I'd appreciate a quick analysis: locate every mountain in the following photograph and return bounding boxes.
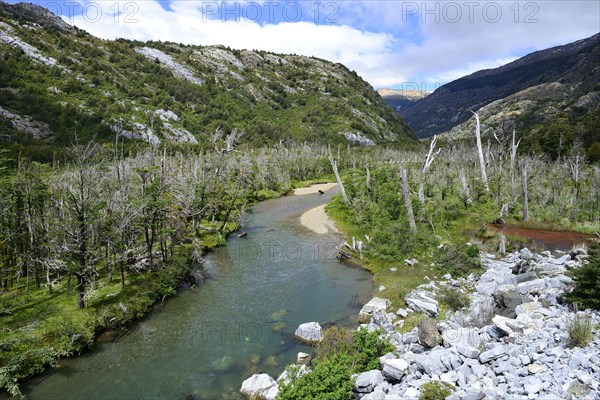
[0,2,414,159]
[398,33,600,144]
[377,88,429,114]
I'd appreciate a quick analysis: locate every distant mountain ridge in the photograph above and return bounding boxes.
[0,2,414,156]
[396,33,600,140]
[377,88,430,114]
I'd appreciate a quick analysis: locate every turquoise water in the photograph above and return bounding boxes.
[22,189,373,400]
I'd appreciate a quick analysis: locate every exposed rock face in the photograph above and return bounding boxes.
[0,29,63,69]
[294,322,323,344]
[0,2,73,31]
[135,47,204,86]
[0,106,54,140]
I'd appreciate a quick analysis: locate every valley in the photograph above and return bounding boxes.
[0,2,599,400]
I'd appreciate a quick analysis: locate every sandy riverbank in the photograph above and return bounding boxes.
[292,182,338,195]
[300,204,339,235]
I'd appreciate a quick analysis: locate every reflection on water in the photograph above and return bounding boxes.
[23,189,373,400]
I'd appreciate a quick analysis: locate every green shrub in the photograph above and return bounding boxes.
[439,287,471,312]
[351,327,395,372]
[419,380,454,400]
[315,326,353,360]
[279,327,393,399]
[277,353,354,400]
[434,243,481,277]
[0,348,57,397]
[567,243,600,310]
[567,311,593,348]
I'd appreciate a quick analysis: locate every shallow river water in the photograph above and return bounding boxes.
[23,188,373,400]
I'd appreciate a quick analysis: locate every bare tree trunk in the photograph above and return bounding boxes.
[499,235,506,255]
[470,111,489,191]
[459,169,472,207]
[418,135,441,207]
[510,129,520,192]
[328,146,349,205]
[521,159,529,222]
[366,166,372,203]
[399,167,417,235]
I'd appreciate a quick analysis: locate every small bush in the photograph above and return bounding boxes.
[567,311,593,348]
[434,243,481,277]
[439,287,471,312]
[351,327,395,372]
[567,243,600,310]
[315,326,353,360]
[277,353,354,400]
[279,327,393,399]
[419,380,454,400]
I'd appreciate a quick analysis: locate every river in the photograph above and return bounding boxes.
[22,188,373,400]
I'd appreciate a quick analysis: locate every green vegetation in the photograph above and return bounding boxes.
[567,311,594,348]
[419,380,454,400]
[567,243,600,310]
[0,4,414,163]
[277,327,393,400]
[434,243,482,277]
[438,287,471,312]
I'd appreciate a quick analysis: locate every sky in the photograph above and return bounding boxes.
[18,0,600,90]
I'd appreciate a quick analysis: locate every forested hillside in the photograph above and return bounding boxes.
[0,2,414,163]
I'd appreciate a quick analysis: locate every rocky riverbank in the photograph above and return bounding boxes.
[241,248,599,399]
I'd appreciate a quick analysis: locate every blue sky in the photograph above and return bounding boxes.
[13,1,600,89]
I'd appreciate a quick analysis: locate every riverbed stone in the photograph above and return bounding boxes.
[296,352,311,365]
[355,369,383,393]
[418,318,442,348]
[456,344,480,359]
[359,297,390,322]
[240,373,278,400]
[515,301,544,316]
[517,278,547,294]
[479,346,507,364]
[396,308,409,318]
[405,289,438,317]
[382,358,409,382]
[294,322,322,344]
[442,328,481,348]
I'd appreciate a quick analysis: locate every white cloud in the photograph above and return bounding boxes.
[62,0,600,88]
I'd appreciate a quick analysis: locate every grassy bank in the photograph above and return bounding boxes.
[326,194,487,310]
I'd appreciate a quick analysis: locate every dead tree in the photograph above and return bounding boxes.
[366,165,372,203]
[470,111,489,191]
[510,129,521,191]
[328,146,349,205]
[521,159,529,222]
[399,167,417,235]
[459,168,472,207]
[418,135,441,207]
[498,235,506,255]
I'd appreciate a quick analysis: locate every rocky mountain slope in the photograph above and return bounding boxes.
[397,33,600,146]
[0,2,414,157]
